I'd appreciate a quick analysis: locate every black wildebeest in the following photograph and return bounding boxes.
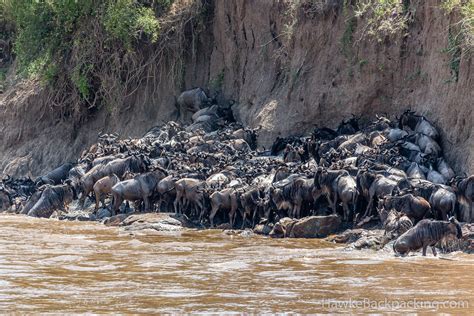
[393,217,462,256]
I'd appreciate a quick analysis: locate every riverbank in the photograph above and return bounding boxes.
[4,209,473,255]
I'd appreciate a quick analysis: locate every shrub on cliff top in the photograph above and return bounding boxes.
[2,0,167,77]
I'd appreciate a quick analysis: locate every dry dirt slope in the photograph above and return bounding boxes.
[0,0,472,176]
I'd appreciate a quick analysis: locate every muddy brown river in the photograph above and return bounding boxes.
[0,215,473,313]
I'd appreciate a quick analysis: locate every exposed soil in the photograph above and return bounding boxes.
[0,0,472,177]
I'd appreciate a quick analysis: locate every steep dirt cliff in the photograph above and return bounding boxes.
[0,0,472,176]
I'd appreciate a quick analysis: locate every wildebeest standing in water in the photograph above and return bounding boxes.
[393,217,462,256]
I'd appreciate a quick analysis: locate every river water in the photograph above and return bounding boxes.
[0,215,473,314]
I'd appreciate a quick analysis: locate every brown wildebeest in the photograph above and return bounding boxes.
[209,188,238,227]
[382,193,431,224]
[173,178,206,217]
[93,174,120,210]
[393,217,462,256]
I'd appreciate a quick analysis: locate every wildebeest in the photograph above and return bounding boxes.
[425,186,456,221]
[176,88,209,122]
[399,110,439,140]
[173,178,206,217]
[156,175,178,212]
[406,162,426,180]
[427,167,447,185]
[382,193,431,223]
[27,184,75,218]
[452,175,474,222]
[209,188,239,227]
[0,189,11,211]
[357,171,399,219]
[393,217,462,256]
[436,158,455,181]
[271,177,316,219]
[283,144,302,163]
[315,167,349,213]
[35,163,74,185]
[110,168,168,215]
[93,174,120,210]
[240,187,265,228]
[80,155,149,205]
[231,127,259,150]
[332,175,358,221]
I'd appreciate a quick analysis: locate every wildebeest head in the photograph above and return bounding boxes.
[398,109,420,130]
[448,216,463,239]
[337,115,360,135]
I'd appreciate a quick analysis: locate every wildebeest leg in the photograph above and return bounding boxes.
[241,211,247,229]
[111,193,123,216]
[229,209,236,228]
[363,195,374,219]
[422,245,427,256]
[342,202,349,222]
[431,246,437,256]
[143,196,150,212]
[294,202,302,219]
[332,191,338,215]
[94,190,100,211]
[251,207,258,228]
[100,195,107,209]
[209,205,219,227]
[174,191,183,214]
[470,203,473,223]
[325,192,333,210]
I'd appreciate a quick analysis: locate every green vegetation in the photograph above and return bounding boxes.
[1,0,166,77]
[442,0,474,52]
[341,3,357,59]
[209,70,225,93]
[444,29,463,82]
[354,0,410,41]
[0,0,206,120]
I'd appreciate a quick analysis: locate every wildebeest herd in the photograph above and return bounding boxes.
[0,89,472,256]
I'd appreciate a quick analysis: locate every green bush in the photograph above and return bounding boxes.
[2,0,164,78]
[354,0,410,41]
[103,0,160,48]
